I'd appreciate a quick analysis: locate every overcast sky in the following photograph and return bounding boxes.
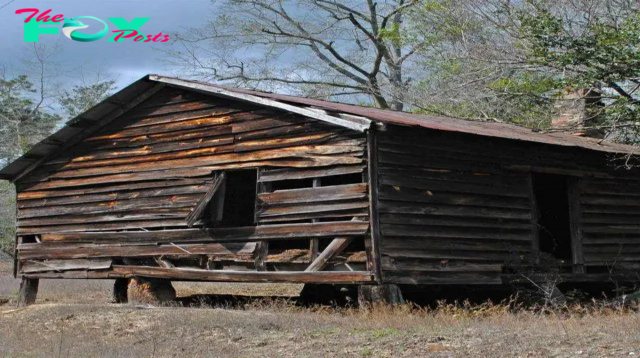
[0,0,216,88]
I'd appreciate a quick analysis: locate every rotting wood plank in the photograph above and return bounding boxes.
[18,184,209,209]
[11,83,166,184]
[258,201,369,217]
[17,220,188,235]
[380,256,502,272]
[383,248,532,262]
[378,201,531,220]
[39,221,370,243]
[20,259,113,273]
[186,173,226,227]
[259,211,368,223]
[379,214,531,230]
[18,178,206,198]
[151,75,372,132]
[18,194,201,219]
[18,209,191,227]
[58,132,347,170]
[48,135,236,165]
[111,265,374,283]
[305,238,352,272]
[45,145,364,179]
[20,168,215,190]
[258,165,365,182]
[378,185,530,209]
[18,242,258,260]
[381,237,532,252]
[88,115,235,141]
[22,156,363,190]
[380,224,531,241]
[367,129,382,284]
[258,183,367,205]
[382,271,502,285]
[379,174,529,198]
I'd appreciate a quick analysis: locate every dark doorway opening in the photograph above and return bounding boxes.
[206,170,257,228]
[532,173,573,263]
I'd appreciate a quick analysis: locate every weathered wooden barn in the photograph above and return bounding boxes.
[3,75,640,305]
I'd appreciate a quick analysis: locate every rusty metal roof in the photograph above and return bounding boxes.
[1,74,637,181]
[153,76,637,155]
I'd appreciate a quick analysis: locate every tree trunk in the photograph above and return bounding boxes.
[18,277,39,306]
[358,284,404,307]
[113,278,129,303]
[127,277,176,305]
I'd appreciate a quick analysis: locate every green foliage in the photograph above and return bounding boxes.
[0,181,15,255]
[516,4,640,142]
[0,75,59,163]
[410,0,640,141]
[59,80,116,120]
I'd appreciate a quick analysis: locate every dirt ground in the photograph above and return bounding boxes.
[1,261,640,357]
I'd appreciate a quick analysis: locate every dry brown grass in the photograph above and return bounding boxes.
[1,262,640,357]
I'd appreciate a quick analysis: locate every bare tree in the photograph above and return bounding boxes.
[170,0,428,110]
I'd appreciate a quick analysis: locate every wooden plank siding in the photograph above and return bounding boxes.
[375,126,640,285]
[14,87,369,279]
[579,178,640,269]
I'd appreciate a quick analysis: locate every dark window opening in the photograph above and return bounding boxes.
[20,235,38,244]
[532,173,573,263]
[205,170,257,228]
[270,178,314,191]
[320,173,363,186]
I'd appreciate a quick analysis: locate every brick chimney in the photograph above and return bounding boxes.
[551,88,605,138]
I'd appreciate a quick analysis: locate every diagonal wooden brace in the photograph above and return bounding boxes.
[304,237,352,272]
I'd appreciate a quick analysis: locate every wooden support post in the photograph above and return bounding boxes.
[127,277,176,305]
[18,277,39,306]
[568,178,585,273]
[358,284,404,307]
[255,242,268,271]
[528,174,541,265]
[310,178,322,260]
[113,278,129,303]
[254,170,269,271]
[305,237,352,272]
[366,129,383,283]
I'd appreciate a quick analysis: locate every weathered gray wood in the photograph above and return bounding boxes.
[151,75,372,132]
[305,238,352,272]
[258,183,367,205]
[380,256,502,272]
[382,271,503,285]
[19,242,257,260]
[11,83,166,183]
[111,265,374,283]
[39,221,370,243]
[154,257,175,268]
[310,178,322,260]
[20,259,112,273]
[258,165,365,182]
[186,173,226,227]
[367,129,382,283]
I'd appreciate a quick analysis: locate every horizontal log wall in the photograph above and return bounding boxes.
[15,87,368,276]
[376,127,534,285]
[376,126,640,284]
[579,178,640,269]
